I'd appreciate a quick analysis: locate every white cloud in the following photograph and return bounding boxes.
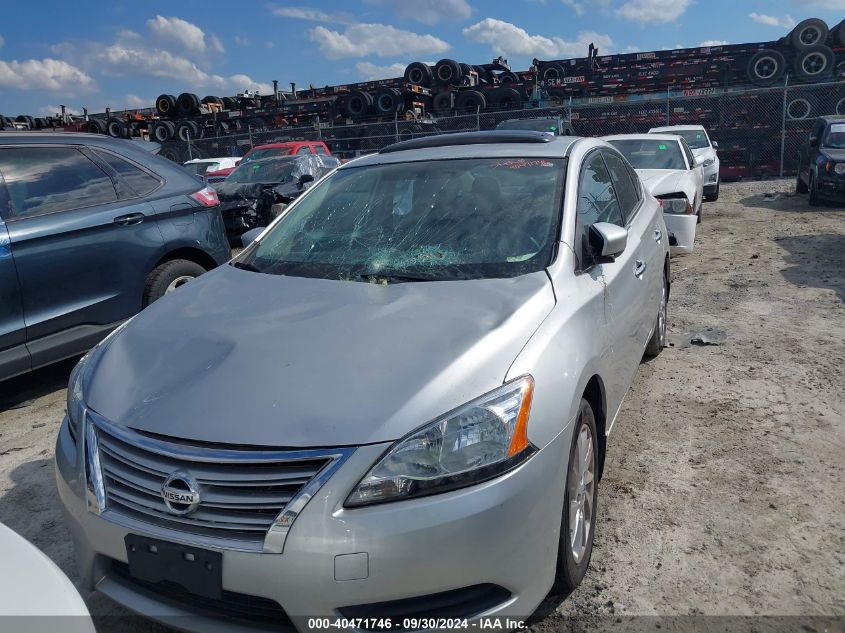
[617,0,692,24]
[40,105,82,116]
[122,94,150,109]
[700,39,730,46]
[562,0,586,16]
[364,0,473,25]
[749,13,796,28]
[356,61,407,80]
[463,19,612,58]
[309,23,450,59]
[0,58,94,92]
[791,0,845,8]
[272,7,352,23]
[234,35,250,46]
[229,74,273,94]
[0,35,4,49]
[146,15,224,54]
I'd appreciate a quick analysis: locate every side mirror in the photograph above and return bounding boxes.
[298,173,315,189]
[589,222,628,262]
[711,141,719,149]
[240,226,265,248]
[809,135,819,147]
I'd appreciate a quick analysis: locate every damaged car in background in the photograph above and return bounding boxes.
[214,154,340,242]
[604,133,704,254]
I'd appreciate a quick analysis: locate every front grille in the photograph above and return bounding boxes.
[91,413,338,549]
[110,560,294,629]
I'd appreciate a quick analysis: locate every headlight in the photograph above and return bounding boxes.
[658,197,693,215]
[703,158,715,168]
[835,163,845,175]
[66,356,87,442]
[346,376,536,507]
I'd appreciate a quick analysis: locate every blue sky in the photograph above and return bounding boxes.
[1,0,843,116]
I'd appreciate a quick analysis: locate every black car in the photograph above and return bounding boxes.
[0,132,230,381]
[215,154,341,241]
[797,116,845,205]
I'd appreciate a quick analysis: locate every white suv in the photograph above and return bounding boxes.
[649,125,720,201]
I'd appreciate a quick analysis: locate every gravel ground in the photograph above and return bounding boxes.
[0,179,843,631]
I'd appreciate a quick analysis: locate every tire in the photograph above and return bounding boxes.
[84,119,105,134]
[404,62,432,88]
[790,18,829,50]
[176,92,201,116]
[454,89,486,113]
[345,90,373,118]
[704,179,720,202]
[221,96,239,110]
[542,63,567,82]
[786,95,818,120]
[553,398,599,594]
[151,120,175,142]
[201,95,222,105]
[155,94,177,117]
[497,71,519,86]
[547,87,568,107]
[809,173,822,206]
[432,91,453,116]
[489,87,523,111]
[645,268,668,358]
[175,120,199,142]
[34,117,47,129]
[793,46,835,82]
[434,58,462,85]
[106,117,128,138]
[143,259,207,307]
[374,88,402,115]
[796,171,809,194]
[472,65,492,84]
[159,147,181,163]
[747,49,786,87]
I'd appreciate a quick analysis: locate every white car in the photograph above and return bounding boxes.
[0,522,94,630]
[604,133,704,254]
[182,157,239,178]
[649,125,720,201]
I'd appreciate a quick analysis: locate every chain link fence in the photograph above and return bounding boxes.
[161,80,845,180]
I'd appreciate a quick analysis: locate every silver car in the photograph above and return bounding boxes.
[55,131,669,630]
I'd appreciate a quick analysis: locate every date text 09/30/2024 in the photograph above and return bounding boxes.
[306,618,527,630]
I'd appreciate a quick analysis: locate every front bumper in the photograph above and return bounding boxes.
[56,417,569,632]
[703,162,719,193]
[816,175,845,200]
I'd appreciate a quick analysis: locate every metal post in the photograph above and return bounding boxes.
[666,88,671,124]
[779,75,790,178]
[394,110,399,142]
[187,128,193,160]
[248,124,254,149]
[568,96,572,123]
[476,105,481,131]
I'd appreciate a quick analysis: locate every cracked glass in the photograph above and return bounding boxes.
[237,158,566,282]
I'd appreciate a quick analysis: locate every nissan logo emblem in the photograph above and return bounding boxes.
[161,470,201,516]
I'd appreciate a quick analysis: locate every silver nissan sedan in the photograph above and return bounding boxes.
[55,131,669,631]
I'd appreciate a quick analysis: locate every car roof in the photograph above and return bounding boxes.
[184,157,232,164]
[649,125,706,132]
[340,133,580,169]
[821,115,845,123]
[252,141,320,149]
[604,133,684,143]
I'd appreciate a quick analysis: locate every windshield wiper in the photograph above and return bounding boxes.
[357,272,437,283]
[231,260,262,273]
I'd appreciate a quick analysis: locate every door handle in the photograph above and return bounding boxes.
[113,212,145,226]
[654,228,662,243]
[634,259,646,278]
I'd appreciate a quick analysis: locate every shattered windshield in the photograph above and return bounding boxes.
[236,157,565,282]
[228,159,297,184]
[609,139,687,170]
[245,148,292,162]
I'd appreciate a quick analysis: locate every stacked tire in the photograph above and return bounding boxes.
[747,17,840,87]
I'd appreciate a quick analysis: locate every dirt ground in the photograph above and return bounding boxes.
[0,179,843,631]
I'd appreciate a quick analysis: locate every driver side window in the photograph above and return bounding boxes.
[576,152,624,230]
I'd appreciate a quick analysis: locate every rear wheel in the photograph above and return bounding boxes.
[554,398,598,594]
[704,180,720,202]
[143,259,207,307]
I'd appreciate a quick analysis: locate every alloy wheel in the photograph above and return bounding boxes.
[568,423,596,564]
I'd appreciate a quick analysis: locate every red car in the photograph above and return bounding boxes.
[205,141,331,181]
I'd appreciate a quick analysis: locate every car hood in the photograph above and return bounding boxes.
[636,169,694,198]
[85,265,555,447]
[820,148,845,161]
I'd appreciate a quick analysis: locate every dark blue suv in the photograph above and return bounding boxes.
[0,133,230,381]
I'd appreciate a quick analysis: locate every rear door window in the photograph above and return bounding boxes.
[0,146,118,219]
[92,150,162,197]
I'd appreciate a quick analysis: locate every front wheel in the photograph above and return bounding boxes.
[704,180,720,202]
[796,171,809,194]
[645,268,668,357]
[554,398,599,594]
[143,259,207,307]
[808,173,822,206]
